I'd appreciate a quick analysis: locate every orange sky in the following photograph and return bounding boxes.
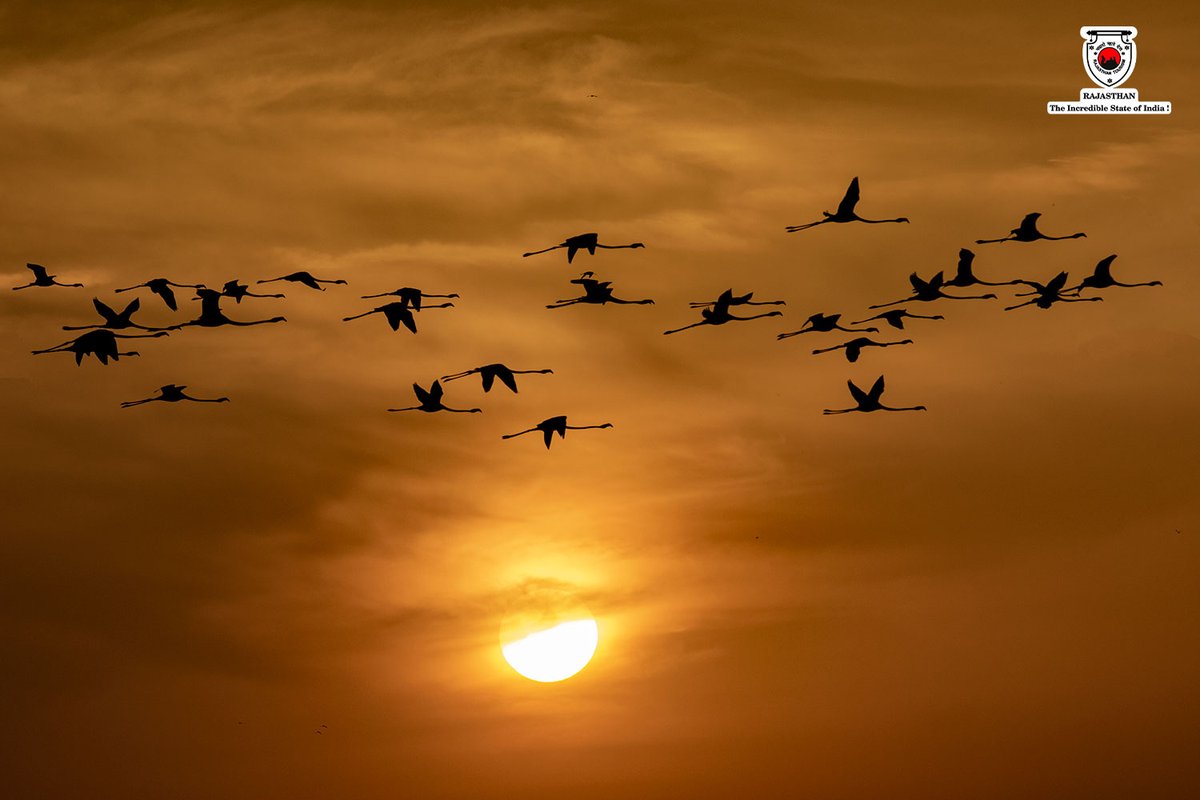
[2,2,1199,798]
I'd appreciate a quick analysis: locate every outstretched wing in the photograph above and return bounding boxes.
[429,380,444,402]
[413,382,432,405]
[835,177,860,216]
[868,376,886,402]
[27,263,49,280]
[1047,271,1069,292]
[93,298,115,318]
[496,367,518,393]
[847,379,868,405]
[908,272,927,292]
[956,248,974,277]
[119,297,140,318]
[1094,255,1117,279]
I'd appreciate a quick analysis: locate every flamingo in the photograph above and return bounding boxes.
[114,278,205,310]
[942,248,1021,287]
[1068,255,1163,293]
[168,289,287,328]
[852,309,944,330]
[785,177,909,232]
[257,271,348,291]
[387,381,481,414]
[1005,272,1103,311]
[221,279,284,303]
[343,300,452,333]
[121,384,230,407]
[502,416,612,449]
[868,272,996,308]
[778,313,877,340]
[32,329,168,365]
[522,233,644,264]
[811,337,914,363]
[688,289,785,309]
[440,364,553,393]
[976,212,1086,244]
[12,263,83,290]
[360,287,459,310]
[823,376,926,415]
[62,298,167,332]
[664,297,783,335]
[546,272,654,308]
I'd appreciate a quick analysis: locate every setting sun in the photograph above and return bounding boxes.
[501,619,600,683]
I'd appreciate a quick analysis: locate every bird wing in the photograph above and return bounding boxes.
[496,368,518,393]
[847,380,868,405]
[868,376,886,402]
[481,369,496,393]
[413,383,432,404]
[429,381,444,402]
[1048,271,1069,292]
[835,177,860,216]
[1095,255,1117,278]
[930,271,945,288]
[153,284,178,310]
[956,249,974,277]
[120,297,140,318]
[93,298,115,318]
[908,273,927,292]
[27,263,49,279]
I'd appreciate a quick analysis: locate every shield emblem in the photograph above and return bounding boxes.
[1080,27,1137,88]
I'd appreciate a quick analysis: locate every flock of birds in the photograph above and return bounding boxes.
[14,177,1163,443]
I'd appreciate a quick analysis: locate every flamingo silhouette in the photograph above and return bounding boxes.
[823,376,926,415]
[343,300,452,333]
[942,248,1021,287]
[32,329,168,365]
[257,271,348,291]
[388,381,481,414]
[688,289,785,309]
[221,279,284,303]
[360,287,459,310]
[785,177,909,232]
[12,263,83,290]
[976,213,1086,244]
[811,337,914,363]
[114,278,205,310]
[1006,272,1103,311]
[664,297,783,335]
[523,233,644,264]
[778,313,877,340]
[168,289,287,329]
[121,384,230,407]
[62,298,168,332]
[852,309,944,330]
[502,416,613,448]
[1068,255,1163,293]
[869,272,996,308]
[441,364,553,393]
[546,272,654,308]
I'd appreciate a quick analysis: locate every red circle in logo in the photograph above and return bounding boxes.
[1096,47,1122,71]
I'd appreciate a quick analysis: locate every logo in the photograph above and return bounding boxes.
[1047,25,1170,115]
[1082,28,1136,87]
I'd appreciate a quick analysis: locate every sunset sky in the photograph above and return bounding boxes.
[2,2,1199,797]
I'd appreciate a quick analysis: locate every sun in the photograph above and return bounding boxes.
[501,618,599,683]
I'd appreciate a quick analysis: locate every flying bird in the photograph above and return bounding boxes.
[502,416,613,449]
[62,298,167,332]
[523,233,645,264]
[114,278,205,310]
[257,271,348,291]
[688,289,785,309]
[12,263,83,290]
[823,376,926,415]
[664,297,783,335]
[546,272,654,308]
[785,177,909,232]
[121,384,230,407]
[1005,271,1103,311]
[1068,255,1163,293]
[941,248,1022,287]
[868,272,997,308]
[441,364,553,393]
[360,287,459,310]
[221,279,284,303]
[811,337,914,363]
[387,381,481,414]
[778,313,877,340]
[343,300,452,333]
[168,289,287,328]
[31,329,168,365]
[975,212,1086,244]
[852,309,944,330]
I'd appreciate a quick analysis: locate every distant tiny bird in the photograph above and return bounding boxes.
[868,272,996,308]
[62,298,167,332]
[1068,254,1163,293]
[360,287,459,310]
[823,376,926,415]
[502,416,612,449]
[852,309,944,330]
[1006,271,1103,311]
[221,279,284,303]
[976,212,1086,244]
[12,263,83,290]
[257,271,348,291]
[811,336,914,363]
[546,272,654,308]
[388,381,481,414]
[121,384,230,408]
[115,278,205,311]
[785,177,909,232]
[523,233,645,264]
[441,363,553,393]
[31,329,168,365]
[778,313,876,340]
